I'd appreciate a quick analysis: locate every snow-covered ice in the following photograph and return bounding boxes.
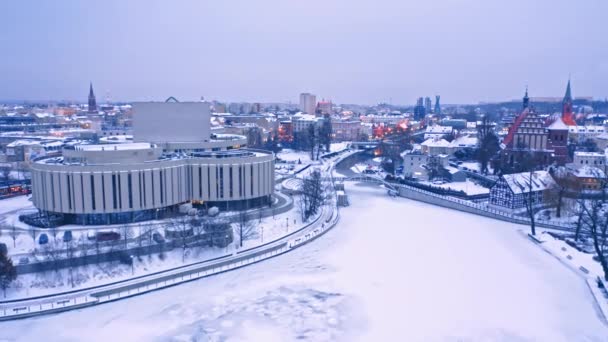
[2,185,607,341]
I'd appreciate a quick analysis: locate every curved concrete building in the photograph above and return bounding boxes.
[30,102,275,225]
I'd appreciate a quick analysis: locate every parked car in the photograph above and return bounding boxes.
[39,233,49,245]
[95,231,121,242]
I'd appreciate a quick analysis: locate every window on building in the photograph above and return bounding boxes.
[112,174,118,209]
[90,175,96,211]
[128,173,133,209]
[67,174,72,210]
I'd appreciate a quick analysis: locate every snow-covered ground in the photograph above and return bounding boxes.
[330,142,349,152]
[276,149,313,164]
[420,179,490,196]
[1,203,305,300]
[2,185,606,341]
[0,195,33,215]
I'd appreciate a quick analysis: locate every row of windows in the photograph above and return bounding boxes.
[35,162,272,213]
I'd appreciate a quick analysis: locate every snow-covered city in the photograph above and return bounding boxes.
[2,1,608,341]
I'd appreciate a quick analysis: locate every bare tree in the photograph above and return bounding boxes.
[171,217,193,262]
[121,225,133,250]
[0,165,11,183]
[578,196,608,281]
[65,239,76,287]
[49,225,58,241]
[300,170,328,221]
[9,225,18,248]
[30,227,37,244]
[78,235,89,259]
[42,241,62,274]
[521,171,538,236]
[546,167,580,218]
[476,115,500,175]
[235,211,256,248]
[0,251,17,298]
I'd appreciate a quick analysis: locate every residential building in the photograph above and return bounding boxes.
[299,93,317,115]
[332,119,361,142]
[569,166,605,191]
[489,171,554,210]
[572,151,605,168]
[421,138,451,155]
[414,97,426,120]
[317,100,332,116]
[424,125,453,140]
[424,97,432,114]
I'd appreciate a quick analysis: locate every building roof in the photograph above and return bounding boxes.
[547,118,568,131]
[421,138,450,147]
[571,166,606,179]
[450,135,478,147]
[501,170,555,194]
[425,125,453,134]
[573,151,605,157]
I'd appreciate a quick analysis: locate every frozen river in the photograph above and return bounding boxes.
[3,184,607,341]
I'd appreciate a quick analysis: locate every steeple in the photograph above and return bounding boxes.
[564,79,572,102]
[561,79,576,126]
[88,82,97,113]
[523,86,530,109]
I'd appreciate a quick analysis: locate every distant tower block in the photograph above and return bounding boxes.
[434,95,441,115]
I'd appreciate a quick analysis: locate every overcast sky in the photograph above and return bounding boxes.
[1,0,607,105]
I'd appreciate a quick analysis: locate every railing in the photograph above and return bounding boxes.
[394,182,576,231]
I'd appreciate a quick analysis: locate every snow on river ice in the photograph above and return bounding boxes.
[2,184,607,341]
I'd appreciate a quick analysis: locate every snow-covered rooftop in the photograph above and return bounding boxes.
[425,125,453,134]
[571,166,606,179]
[421,138,450,147]
[547,118,568,130]
[502,170,555,194]
[450,135,478,147]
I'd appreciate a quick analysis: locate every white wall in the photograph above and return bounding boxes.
[133,102,211,143]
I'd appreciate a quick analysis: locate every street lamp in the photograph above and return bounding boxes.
[130,255,134,275]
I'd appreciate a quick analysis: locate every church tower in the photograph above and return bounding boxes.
[561,79,576,125]
[522,86,530,109]
[88,82,97,113]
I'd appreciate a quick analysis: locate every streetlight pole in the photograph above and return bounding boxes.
[130,255,134,275]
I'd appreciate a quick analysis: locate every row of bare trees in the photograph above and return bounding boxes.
[519,161,608,281]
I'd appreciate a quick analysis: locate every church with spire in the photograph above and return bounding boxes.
[88,82,97,113]
[500,83,571,169]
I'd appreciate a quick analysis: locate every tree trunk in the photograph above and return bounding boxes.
[556,191,563,218]
[592,234,608,281]
[575,213,583,241]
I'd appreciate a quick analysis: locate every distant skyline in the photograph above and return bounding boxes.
[1,0,607,105]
